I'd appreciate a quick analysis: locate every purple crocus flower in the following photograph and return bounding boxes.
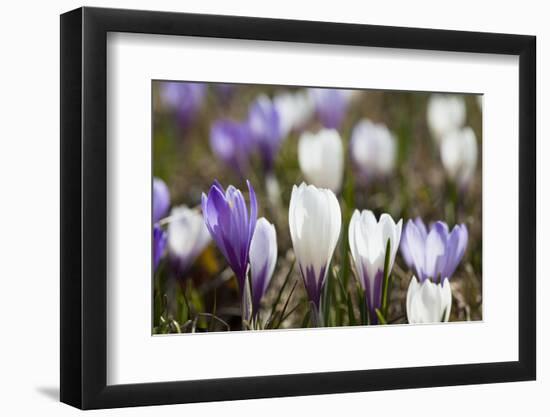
[309,88,351,129]
[210,119,252,177]
[400,218,468,283]
[160,82,206,130]
[247,95,283,173]
[215,83,237,103]
[153,224,167,271]
[201,180,258,294]
[153,177,170,224]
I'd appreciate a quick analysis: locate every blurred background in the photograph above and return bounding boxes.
[152,80,482,334]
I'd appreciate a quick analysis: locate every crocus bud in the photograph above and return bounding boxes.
[309,88,351,129]
[210,119,251,177]
[215,83,237,102]
[406,276,452,323]
[426,94,466,143]
[248,95,283,173]
[201,180,257,294]
[153,177,170,224]
[274,90,315,136]
[159,82,206,130]
[348,210,402,324]
[167,205,211,275]
[440,126,478,188]
[298,129,344,193]
[249,217,278,316]
[350,119,397,182]
[289,183,341,311]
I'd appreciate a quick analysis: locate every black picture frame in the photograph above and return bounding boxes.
[60,6,536,410]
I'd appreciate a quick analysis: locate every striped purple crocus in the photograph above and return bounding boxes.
[201,180,258,294]
[400,218,468,283]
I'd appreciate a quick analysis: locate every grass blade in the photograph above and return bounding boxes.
[322,266,333,326]
[267,261,295,324]
[273,280,298,329]
[301,309,311,328]
[375,308,387,325]
[381,239,391,317]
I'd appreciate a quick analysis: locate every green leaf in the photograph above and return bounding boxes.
[180,284,192,317]
[171,319,182,333]
[241,274,253,326]
[375,308,387,325]
[322,265,333,326]
[334,266,354,326]
[208,288,217,332]
[346,296,356,326]
[279,302,302,325]
[301,309,311,329]
[341,172,354,290]
[357,285,367,325]
[381,239,392,318]
[441,307,448,323]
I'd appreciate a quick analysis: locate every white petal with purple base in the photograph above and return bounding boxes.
[348,210,402,323]
[289,183,341,310]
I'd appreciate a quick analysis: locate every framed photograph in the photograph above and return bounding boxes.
[60,6,536,409]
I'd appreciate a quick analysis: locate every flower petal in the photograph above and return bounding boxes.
[153,177,170,223]
[298,129,344,192]
[167,205,211,273]
[404,220,427,281]
[424,222,448,281]
[249,217,277,314]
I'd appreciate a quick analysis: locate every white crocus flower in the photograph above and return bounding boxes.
[406,276,452,324]
[298,129,344,193]
[274,90,315,136]
[289,183,341,313]
[348,210,402,323]
[440,126,478,188]
[350,119,397,180]
[427,94,466,143]
[167,205,211,273]
[248,217,278,316]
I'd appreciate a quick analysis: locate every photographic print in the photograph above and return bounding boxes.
[152,81,482,334]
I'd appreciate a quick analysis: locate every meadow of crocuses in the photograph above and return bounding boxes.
[152,80,482,334]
